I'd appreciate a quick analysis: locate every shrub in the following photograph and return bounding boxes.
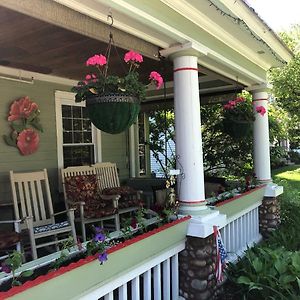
[288,150,300,164]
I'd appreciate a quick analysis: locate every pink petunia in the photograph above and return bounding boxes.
[228,100,236,107]
[124,50,143,63]
[149,71,164,89]
[86,54,107,66]
[17,129,40,156]
[256,105,266,116]
[8,96,38,122]
[85,74,92,80]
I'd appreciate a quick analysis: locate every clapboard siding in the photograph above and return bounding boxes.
[0,78,130,207]
[101,131,129,181]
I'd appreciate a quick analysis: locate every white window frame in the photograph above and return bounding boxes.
[55,90,102,171]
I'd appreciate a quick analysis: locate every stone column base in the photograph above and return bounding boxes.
[179,235,223,300]
[259,196,281,238]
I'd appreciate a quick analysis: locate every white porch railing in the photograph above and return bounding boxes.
[220,202,261,263]
[79,242,185,300]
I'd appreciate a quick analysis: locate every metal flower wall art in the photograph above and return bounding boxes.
[3,96,43,155]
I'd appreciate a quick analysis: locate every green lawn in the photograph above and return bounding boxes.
[272,165,300,190]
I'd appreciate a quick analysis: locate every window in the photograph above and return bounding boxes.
[55,91,101,170]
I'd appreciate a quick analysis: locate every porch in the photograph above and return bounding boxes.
[0,0,292,299]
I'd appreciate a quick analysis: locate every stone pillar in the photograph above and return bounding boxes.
[160,45,206,215]
[250,86,272,183]
[259,197,281,238]
[179,235,222,300]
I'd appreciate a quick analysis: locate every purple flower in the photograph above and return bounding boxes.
[94,232,105,242]
[1,263,11,274]
[98,252,108,264]
[95,226,103,233]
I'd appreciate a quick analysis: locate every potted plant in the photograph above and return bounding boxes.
[222,94,255,139]
[71,50,163,134]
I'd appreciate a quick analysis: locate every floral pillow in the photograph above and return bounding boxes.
[64,175,116,218]
[102,186,140,209]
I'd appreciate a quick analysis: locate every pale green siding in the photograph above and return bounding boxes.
[101,131,130,183]
[0,78,129,207]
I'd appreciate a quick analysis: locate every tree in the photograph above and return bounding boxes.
[269,24,300,148]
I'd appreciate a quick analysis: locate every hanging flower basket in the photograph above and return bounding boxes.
[222,117,253,139]
[71,15,163,135]
[86,93,140,134]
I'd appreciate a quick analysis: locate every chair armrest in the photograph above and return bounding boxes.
[66,199,85,206]
[0,219,22,224]
[51,208,75,217]
[99,194,120,201]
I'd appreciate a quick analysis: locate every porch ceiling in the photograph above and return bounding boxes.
[0,5,241,101]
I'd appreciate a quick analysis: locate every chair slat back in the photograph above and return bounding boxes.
[93,162,120,192]
[10,169,54,228]
[61,166,96,205]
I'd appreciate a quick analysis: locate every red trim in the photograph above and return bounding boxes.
[252,99,268,102]
[174,67,198,73]
[0,216,191,299]
[179,200,206,204]
[215,185,266,207]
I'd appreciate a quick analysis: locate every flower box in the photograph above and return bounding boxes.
[1,216,190,300]
[215,185,266,219]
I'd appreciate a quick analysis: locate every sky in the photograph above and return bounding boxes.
[246,0,300,32]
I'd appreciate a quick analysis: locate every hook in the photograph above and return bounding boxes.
[107,11,114,27]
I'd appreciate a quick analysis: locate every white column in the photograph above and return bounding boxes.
[172,55,206,214]
[251,89,272,182]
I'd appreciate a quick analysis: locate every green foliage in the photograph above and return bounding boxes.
[2,251,33,287]
[227,167,300,299]
[228,247,300,299]
[269,24,300,148]
[270,146,288,169]
[72,71,146,102]
[288,151,300,164]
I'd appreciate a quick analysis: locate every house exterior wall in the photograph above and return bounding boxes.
[0,78,129,207]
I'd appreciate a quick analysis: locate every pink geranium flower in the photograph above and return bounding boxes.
[17,129,40,155]
[256,105,266,116]
[86,54,107,66]
[124,50,143,63]
[8,96,38,122]
[149,71,163,89]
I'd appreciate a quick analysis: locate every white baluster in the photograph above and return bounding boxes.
[171,254,179,300]
[132,276,140,300]
[119,284,127,300]
[105,292,114,300]
[163,259,171,300]
[143,270,151,300]
[154,264,161,300]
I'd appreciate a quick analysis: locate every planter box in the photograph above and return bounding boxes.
[215,185,266,220]
[1,216,190,300]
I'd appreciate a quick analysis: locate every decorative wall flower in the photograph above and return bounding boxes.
[8,96,38,121]
[3,96,43,156]
[17,129,40,155]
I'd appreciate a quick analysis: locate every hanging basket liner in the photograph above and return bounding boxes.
[222,118,253,139]
[86,94,140,134]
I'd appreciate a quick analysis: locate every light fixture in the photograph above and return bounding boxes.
[0,74,34,84]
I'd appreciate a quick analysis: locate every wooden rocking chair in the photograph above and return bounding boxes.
[92,162,142,216]
[61,166,120,242]
[10,169,77,260]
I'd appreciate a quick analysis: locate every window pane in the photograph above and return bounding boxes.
[63,145,94,168]
[63,132,72,144]
[73,132,83,143]
[62,105,72,117]
[83,132,92,143]
[72,106,82,118]
[63,118,72,131]
[83,119,91,131]
[73,119,82,131]
[82,107,89,119]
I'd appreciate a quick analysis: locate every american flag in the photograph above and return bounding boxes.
[213,225,227,282]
